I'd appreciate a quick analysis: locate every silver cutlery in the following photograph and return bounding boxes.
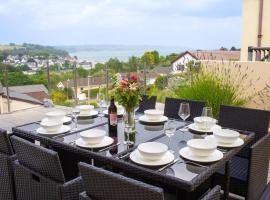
[158,158,180,172]
[118,151,132,159]
[217,148,228,154]
[98,142,121,152]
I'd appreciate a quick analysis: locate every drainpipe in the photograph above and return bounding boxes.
[257,0,264,47]
[256,0,264,60]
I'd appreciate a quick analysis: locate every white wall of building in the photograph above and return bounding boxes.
[241,0,270,61]
[172,54,196,72]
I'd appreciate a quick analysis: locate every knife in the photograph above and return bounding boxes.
[98,142,121,152]
[158,158,180,172]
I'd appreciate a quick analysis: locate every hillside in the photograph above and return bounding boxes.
[0,43,69,57]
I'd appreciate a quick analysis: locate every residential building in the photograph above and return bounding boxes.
[241,0,270,61]
[171,50,240,73]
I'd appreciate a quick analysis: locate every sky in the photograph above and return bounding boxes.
[0,0,242,49]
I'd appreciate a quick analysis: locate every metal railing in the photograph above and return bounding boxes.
[248,46,270,61]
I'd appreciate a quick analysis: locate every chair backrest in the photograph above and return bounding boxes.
[219,105,270,158]
[10,136,65,183]
[78,162,165,200]
[164,97,206,120]
[137,95,157,113]
[0,128,14,156]
[200,185,221,200]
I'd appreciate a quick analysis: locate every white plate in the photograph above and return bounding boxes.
[205,135,244,148]
[179,147,223,163]
[188,123,221,133]
[79,110,98,117]
[130,149,174,166]
[139,115,168,123]
[63,116,72,123]
[103,110,124,116]
[37,125,71,135]
[75,136,114,149]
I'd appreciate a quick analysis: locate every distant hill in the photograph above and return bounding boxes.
[0,43,69,58]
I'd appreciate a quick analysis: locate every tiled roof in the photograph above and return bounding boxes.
[7,84,48,94]
[2,90,43,105]
[190,50,240,61]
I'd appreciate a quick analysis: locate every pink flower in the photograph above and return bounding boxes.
[130,74,138,82]
[121,79,129,87]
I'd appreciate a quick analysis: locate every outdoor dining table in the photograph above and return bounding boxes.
[12,112,254,200]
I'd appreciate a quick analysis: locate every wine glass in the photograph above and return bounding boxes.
[72,106,80,130]
[164,120,177,153]
[178,103,190,121]
[201,107,213,136]
[97,93,106,120]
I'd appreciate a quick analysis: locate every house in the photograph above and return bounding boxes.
[0,83,45,114]
[5,85,49,102]
[241,0,270,61]
[171,50,241,73]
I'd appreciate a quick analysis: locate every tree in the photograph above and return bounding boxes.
[77,67,89,78]
[142,51,155,66]
[220,47,228,51]
[152,50,159,65]
[127,56,141,72]
[230,46,237,51]
[106,58,123,73]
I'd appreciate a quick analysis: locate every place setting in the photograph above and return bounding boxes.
[138,109,168,126]
[36,111,71,136]
[129,142,175,167]
[76,105,99,120]
[74,128,115,150]
[205,129,244,148]
[188,107,221,134]
[179,139,224,163]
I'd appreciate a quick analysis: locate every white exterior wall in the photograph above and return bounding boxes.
[172,54,196,72]
[241,0,270,61]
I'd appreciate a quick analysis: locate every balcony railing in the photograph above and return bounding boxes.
[248,46,270,61]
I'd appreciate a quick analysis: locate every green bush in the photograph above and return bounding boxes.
[173,70,248,118]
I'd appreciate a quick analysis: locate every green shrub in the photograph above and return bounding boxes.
[174,70,248,118]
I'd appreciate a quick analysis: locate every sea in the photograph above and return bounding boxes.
[59,45,189,63]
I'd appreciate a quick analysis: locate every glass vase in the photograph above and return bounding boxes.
[124,107,136,146]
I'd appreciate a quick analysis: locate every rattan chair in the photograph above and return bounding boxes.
[200,185,221,200]
[164,97,206,120]
[10,135,83,200]
[0,128,16,200]
[136,95,157,113]
[214,105,270,200]
[259,180,270,200]
[78,162,166,200]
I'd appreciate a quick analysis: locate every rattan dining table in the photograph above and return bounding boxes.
[12,113,254,200]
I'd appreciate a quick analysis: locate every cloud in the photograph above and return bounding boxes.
[0,0,241,48]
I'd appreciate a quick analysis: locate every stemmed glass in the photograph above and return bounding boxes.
[97,93,106,120]
[201,107,213,136]
[72,106,80,130]
[178,102,190,121]
[164,120,177,153]
[178,102,190,132]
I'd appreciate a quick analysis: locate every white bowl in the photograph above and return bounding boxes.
[138,142,168,161]
[77,105,94,115]
[213,129,240,144]
[194,117,217,130]
[187,139,217,157]
[80,129,106,144]
[144,109,164,121]
[40,120,63,132]
[45,111,65,122]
